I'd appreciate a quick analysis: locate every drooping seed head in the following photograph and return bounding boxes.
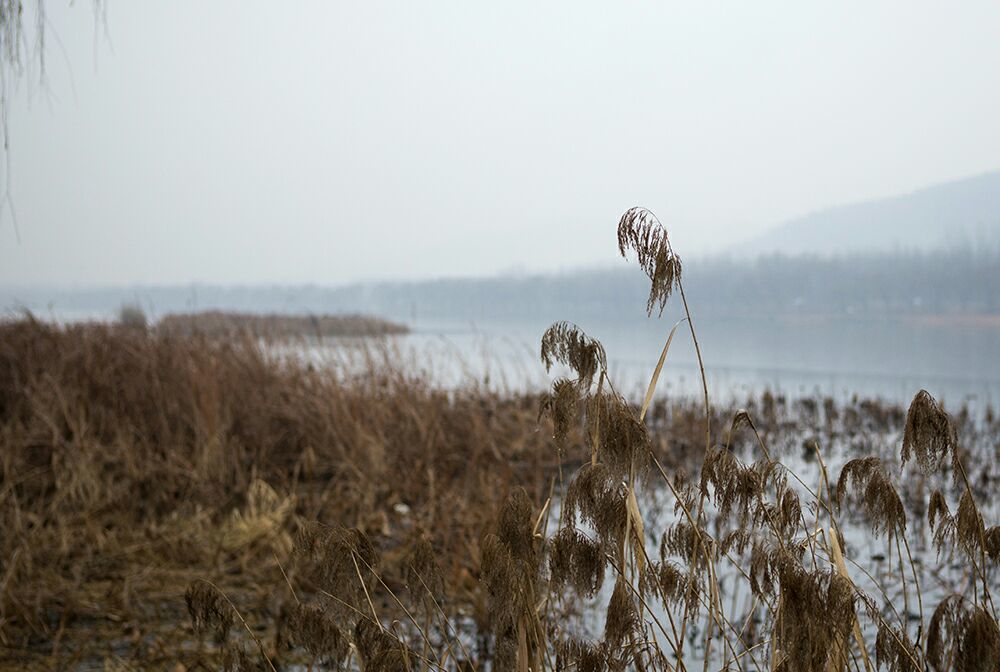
[540,321,607,389]
[901,390,959,480]
[185,581,234,642]
[617,207,682,316]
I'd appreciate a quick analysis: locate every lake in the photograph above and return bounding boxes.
[391,313,1000,409]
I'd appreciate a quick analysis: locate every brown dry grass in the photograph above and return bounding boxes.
[0,318,559,668]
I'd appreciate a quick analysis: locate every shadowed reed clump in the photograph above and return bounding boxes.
[293,523,379,623]
[480,488,546,672]
[402,534,445,605]
[282,604,348,668]
[354,618,414,672]
[185,581,234,641]
[549,527,606,598]
[927,595,1000,672]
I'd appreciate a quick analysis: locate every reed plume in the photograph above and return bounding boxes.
[927,595,1000,672]
[602,577,638,651]
[617,207,682,316]
[481,488,545,672]
[562,463,628,552]
[773,564,856,672]
[927,488,956,554]
[873,620,920,672]
[185,581,234,641]
[901,390,959,479]
[836,456,907,539]
[586,391,650,480]
[354,618,413,672]
[539,377,581,447]
[986,526,1000,563]
[293,523,379,623]
[283,604,348,668]
[549,527,606,598]
[554,639,609,672]
[540,321,607,388]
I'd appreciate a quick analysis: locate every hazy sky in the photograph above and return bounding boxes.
[2,1,999,286]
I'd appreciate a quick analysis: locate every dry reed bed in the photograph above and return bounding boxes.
[0,318,559,668]
[2,208,999,670]
[0,330,995,671]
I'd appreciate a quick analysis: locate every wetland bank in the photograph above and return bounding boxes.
[2,212,998,671]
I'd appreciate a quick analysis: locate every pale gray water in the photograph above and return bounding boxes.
[395,314,1000,409]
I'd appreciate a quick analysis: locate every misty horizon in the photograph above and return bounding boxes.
[3,2,1000,286]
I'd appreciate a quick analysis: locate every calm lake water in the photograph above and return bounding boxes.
[392,314,1000,409]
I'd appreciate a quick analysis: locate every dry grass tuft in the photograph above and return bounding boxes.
[0,317,565,666]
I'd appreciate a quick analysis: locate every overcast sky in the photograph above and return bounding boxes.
[2,1,999,286]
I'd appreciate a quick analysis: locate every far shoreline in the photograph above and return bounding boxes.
[145,309,410,339]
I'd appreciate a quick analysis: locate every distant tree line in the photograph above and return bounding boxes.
[3,247,999,323]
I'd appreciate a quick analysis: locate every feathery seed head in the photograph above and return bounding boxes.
[541,322,607,388]
[617,207,682,316]
[901,390,959,480]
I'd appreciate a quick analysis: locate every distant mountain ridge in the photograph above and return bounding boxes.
[743,171,1000,256]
